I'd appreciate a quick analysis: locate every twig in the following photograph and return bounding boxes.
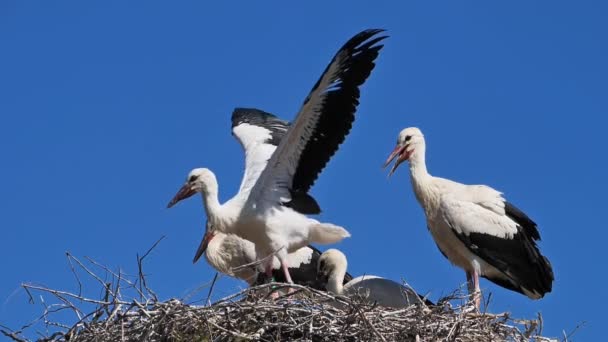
[137,236,165,302]
[21,284,126,306]
[65,252,83,297]
[0,328,28,342]
[206,272,219,306]
[563,321,586,341]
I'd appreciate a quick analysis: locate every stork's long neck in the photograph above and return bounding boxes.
[327,267,347,295]
[201,181,222,226]
[408,142,441,213]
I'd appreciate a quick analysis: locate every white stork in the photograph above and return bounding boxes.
[316,249,431,308]
[193,220,353,289]
[383,127,554,308]
[169,108,348,288]
[168,29,387,285]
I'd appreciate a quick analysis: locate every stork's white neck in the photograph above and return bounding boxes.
[200,180,222,226]
[327,266,347,295]
[408,142,428,179]
[407,141,440,213]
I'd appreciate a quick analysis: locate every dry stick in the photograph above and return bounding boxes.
[65,252,83,297]
[563,321,586,341]
[399,280,430,307]
[208,319,255,340]
[0,329,28,342]
[22,286,34,305]
[523,318,539,338]
[137,235,165,302]
[53,294,85,321]
[483,291,493,315]
[66,252,114,299]
[21,283,128,306]
[85,256,146,300]
[63,309,102,340]
[182,276,223,305]
[205,272,219,306]
[351,301,387,342]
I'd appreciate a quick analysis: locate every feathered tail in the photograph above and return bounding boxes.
[309,223,351,244]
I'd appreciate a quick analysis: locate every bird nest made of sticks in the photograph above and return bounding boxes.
[3,282,555,342]
[0,241,558,342]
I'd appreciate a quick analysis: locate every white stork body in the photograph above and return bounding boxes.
[168,29,388,284]
[317,249,426,308]
[384,127,553,308]
[196,222,345,288]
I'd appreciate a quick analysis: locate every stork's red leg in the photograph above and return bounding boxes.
[281,260,294,284]
[472,269,481,310]
[466,271,474,293]
[465,270,481,310]
[280,258,297,295]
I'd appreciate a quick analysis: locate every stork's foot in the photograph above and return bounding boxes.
[462,301,478,314]
[463,291,482,312]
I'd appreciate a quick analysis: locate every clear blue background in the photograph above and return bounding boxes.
[1,1,605,340]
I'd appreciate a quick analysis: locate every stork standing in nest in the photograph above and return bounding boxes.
[383,127,553,309]
[168,29,387,286]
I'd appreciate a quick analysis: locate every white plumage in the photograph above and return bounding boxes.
[168,29,387,284]
[194,221,322,287]
[383,127,553,308]
[317,249,426,308]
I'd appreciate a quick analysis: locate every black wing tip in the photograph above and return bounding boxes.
[343,28,389,51]
[353,28,389,40]
[534,255,555,296]
[290,30,386,194]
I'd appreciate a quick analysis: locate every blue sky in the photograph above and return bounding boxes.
[1,1,606,340]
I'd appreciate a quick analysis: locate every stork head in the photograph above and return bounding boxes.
[316,249,348,286]
[167,168,217,208]
[383,127,424,177]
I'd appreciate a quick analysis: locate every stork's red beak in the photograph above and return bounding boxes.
[192,230,216,263]
[383,144,411,177]
[167,183,197,208]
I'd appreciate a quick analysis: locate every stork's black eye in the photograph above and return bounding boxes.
[319,260,326,271]
[404,135,412,142]
[188,175,198,183]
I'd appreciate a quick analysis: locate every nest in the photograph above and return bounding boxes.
[1,285,558,342]
[0,239,558,342]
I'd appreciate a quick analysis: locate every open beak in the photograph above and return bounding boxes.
[192,230,215,263]
[383,144,411,177]
[167,183,197,208]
